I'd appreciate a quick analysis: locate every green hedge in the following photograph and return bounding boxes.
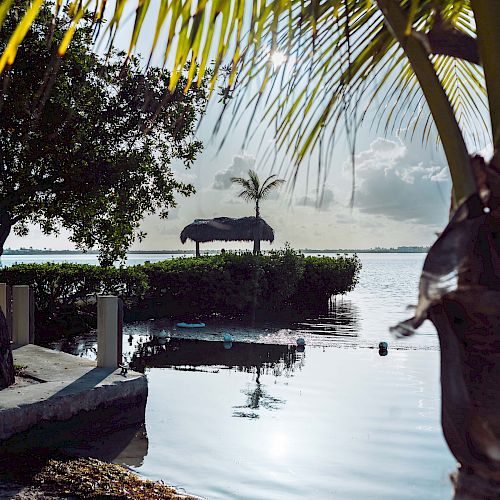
[0,248,361,339]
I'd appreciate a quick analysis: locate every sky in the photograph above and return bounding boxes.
[5,5,460,252]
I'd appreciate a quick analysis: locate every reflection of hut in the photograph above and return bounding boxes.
[130,338,297,374]
[180,216,274,256]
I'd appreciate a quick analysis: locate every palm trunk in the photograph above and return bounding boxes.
[0,210,14,388]
[254,201,261,255]
[376,0,475,203]
[0,308,14,389]
[376,2,500,496]
[393,157,500,498]
[429,156,500,498]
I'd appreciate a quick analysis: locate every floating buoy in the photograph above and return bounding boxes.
[158,330,169,339]
[297,337,306,346]
[223,341,233,350]
[223,333,233,343]
[378,341,388,357]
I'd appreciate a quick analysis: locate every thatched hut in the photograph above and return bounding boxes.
[180,216,274,256]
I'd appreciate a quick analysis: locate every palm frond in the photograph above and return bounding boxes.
[259,175,285,198]
[232,173,258,200]
[0,1,487,173]
[247,169,261,191]
[260,179,285,199]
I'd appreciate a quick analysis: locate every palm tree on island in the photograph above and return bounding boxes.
[231,170,285,254]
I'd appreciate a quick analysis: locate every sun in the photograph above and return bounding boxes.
[270,50,287,69]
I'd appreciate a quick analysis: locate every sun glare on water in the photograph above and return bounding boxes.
[268,432,289,459]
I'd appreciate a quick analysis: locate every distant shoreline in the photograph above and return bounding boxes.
[3,246,429,255]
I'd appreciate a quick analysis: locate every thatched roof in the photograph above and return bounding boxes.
[180,216,274,244]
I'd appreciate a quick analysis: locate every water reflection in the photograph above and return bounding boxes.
[293,298,360,343]
[1,405,149,468]
[128,338,306,420]
[233,366,286,419]
[122,296,360,349]
[129,337,304,377]
[47,296,361,363]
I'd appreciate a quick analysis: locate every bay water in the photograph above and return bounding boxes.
[4,253,455,499]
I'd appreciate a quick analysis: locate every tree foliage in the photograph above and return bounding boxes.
[0,1,208,264]
[231,169,284,253]
[231,170,285,217]
[0,250,361,339]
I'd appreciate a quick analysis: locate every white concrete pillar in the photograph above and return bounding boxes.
[12,285,34,346]
[0,283,12,339]
[97,295,123,368]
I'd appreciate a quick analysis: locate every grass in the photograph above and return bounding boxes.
[13,364,27,376]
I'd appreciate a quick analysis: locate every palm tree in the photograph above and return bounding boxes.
[231,170,284,254]
[3,1,500,494]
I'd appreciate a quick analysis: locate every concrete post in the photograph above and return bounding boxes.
[97,295,123,368]
[0,284,12,340]
[12,285,34,346]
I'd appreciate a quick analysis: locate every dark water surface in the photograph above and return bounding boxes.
[12,253,455,498]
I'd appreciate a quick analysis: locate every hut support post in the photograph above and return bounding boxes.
[195,241,200,257]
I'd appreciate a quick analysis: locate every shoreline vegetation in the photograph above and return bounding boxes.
[2,245,428,255]
[0,455,195,499]
[0,248,361,341]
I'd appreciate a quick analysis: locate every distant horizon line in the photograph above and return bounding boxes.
[2,245,429,255]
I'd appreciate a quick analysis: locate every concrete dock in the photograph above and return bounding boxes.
[0,345,148,443]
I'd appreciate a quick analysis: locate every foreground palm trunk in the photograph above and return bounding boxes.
[0,310,14,389]
[395,156,500,498]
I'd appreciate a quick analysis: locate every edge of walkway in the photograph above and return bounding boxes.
[0,345,148,442]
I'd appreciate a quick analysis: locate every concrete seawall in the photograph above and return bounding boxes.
[0,345,148,444]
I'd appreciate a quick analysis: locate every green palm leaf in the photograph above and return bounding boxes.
[0,0,490,197]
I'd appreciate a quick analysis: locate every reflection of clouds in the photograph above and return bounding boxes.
[213,153,256,190]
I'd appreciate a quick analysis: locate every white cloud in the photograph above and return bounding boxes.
[296,187,334,210]
[353,137,451,226]
[212,153,256,190]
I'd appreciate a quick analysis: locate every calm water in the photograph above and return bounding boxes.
[8,253,456,498]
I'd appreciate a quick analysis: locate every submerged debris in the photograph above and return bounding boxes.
[34,457,197,499]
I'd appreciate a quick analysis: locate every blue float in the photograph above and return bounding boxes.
[176,322,206,328]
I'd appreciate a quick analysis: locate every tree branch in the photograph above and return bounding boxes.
[419,26,480,65]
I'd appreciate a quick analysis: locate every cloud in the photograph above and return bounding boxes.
[213,153,256,190]
[296,187,334,210]
[353,138,451,227]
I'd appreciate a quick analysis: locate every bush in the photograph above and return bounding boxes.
[0,263,148,338]
[296,254,361,309]
[0,251,361,339]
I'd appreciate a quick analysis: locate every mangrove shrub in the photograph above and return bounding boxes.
[0,250,360,339]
